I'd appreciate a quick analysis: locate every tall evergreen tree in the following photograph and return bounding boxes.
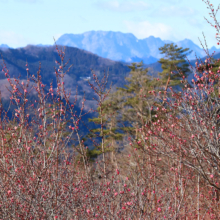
[100,62,157,139]
[118,62,156,133]
[87,72,124,164]
[158,43,192,91]
[88,62,159,157]
[88,97,123,159]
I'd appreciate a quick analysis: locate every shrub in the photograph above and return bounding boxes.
[0,0,219,219]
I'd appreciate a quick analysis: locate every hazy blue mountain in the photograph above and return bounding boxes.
[174,38,220,60]
[0,45,131,137]
[0,44,9,48]
[0,45,130,103]
[164,40,173,44]
[56,31,220,64]
[128,55,158,64]
[0,44,10,50]
[56,31,160,64]
[56,31,146,62]
[36,44,52,47]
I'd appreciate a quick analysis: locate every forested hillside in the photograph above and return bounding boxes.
[0,45,130,97]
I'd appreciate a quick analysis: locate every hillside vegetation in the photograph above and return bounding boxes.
[0,1,220,219]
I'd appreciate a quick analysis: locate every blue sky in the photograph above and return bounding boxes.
[0,0,219,49]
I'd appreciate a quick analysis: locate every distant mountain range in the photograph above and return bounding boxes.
[0,44,10,51]
[55,31,220,64]
[1,31,220,65]
[0,45,130,105]
[0,45,133,136]
[0,41,219,126]
[0,37,219,144]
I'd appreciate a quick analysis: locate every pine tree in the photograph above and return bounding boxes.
[87,71,124,166]
[120,62,156,133]
[102,62,157,139]
[88,98,123,161]
[158,43,192,91]
[88,62,158,155]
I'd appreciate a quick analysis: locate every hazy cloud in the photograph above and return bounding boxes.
[0,31,29,48]
[79,16,89,23]
[53,33,63,42]
[95,0,150,12]
[158,0,183,4]
[15,0,42,3]
[0,0,42,3]
[154,5,197,17]
[186,18,203,29]
[124,20,174,40]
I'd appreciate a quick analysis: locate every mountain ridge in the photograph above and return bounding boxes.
[55,31,220,64]
[2,31,219,65]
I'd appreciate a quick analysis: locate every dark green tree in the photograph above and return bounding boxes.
[99,62,157,139]
[119,62,156,135]
[88,98,123,161]
[88,62,160,159]
[87,71,124,174]
[158,43,192,91]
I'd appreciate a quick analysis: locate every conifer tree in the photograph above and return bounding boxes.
[87,71,124,166]
[119,62,156,134]
[88,95,123,161]
[88,62,158,157]
[158,43,192,91]
[101,62,157,139]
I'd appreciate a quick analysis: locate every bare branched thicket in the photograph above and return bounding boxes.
[0,0,219,219]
